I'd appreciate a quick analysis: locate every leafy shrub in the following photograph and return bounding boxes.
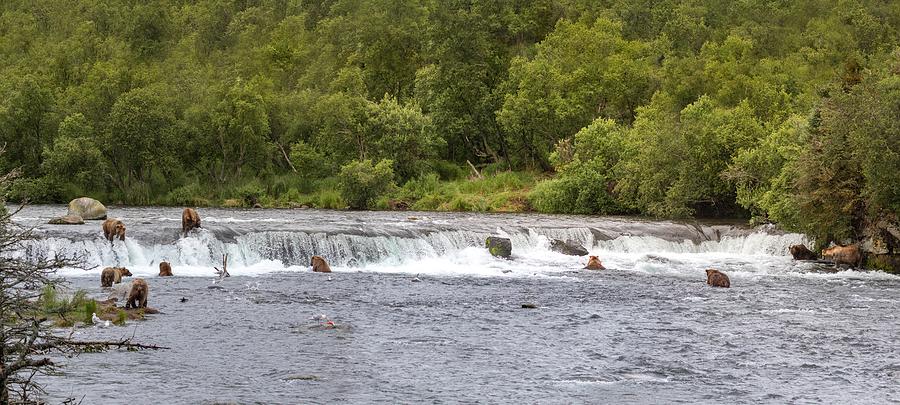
[235,180,265,206]
[6,177,64,203]
[163,182,210,206]
[338,159,396,209]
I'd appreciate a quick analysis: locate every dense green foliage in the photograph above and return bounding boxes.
[1,0,899,244]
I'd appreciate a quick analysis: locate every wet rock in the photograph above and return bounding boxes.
[67,197,107,220]
[550,239,588,256]
[789,244,818,260]
[486,236,512,259]
[48,214,84,225]
[283,375,320,381]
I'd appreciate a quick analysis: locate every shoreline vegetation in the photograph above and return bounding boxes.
[0,1,898,264]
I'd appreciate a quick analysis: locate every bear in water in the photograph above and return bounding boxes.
[789,244,818,261]
[100,267,132,287]
[821,244,862,268]
[101,219,126,242]
[158,261,173,277]
[126,278,149,309]
[584,256,605,270]
[311,256,332,273]
[182,208,201,236]
[706,269,730,288]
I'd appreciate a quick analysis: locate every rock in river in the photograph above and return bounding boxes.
[48,214,84,225]
[550,239,589,256]
[486,236,512,259]
[67,197,107,220]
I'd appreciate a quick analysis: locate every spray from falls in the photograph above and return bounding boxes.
[21,225,810,278]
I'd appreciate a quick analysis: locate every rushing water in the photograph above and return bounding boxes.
[14,206,900,404]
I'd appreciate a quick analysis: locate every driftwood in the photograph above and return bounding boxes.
[214,253,230,280]
[466,160,483,180]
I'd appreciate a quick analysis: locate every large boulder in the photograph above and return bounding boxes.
[48,214,84,225]
[550,239,589,256]
[486,237,512,259]
[67,197,107,220]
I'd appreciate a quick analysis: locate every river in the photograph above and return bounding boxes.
[14,205,900,404]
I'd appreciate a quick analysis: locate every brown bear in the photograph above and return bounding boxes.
[159,261,173,277]
[706,269,731,288]
[789,244,818,261]
[822,244,862,268]
[126,278,149,309]
[311,255,332,273]
[584,255,605,270]
[182,208,201,236]
[101,219,126,242]
[100,267,132,287]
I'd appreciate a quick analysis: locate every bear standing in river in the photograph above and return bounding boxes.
[311,256,332,273]
[159,261,173,277]
[584,255,605,270]
[101,267,132,287]
[822,244,862,268]
[182,208,201,236]
[102,219,126,242]
[706,269,730,288]
[126,278,149,309]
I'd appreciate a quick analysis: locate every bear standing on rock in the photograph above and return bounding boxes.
[126,278,149,309]
[101,267,132,287]
[311,256,332,273]
[706,269,731,288]
[102,219,126,242]
[182,208,201,236]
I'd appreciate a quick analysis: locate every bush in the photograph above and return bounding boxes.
[529,166,619,214]
[235,180,265,206]
[338,159,396,209]
[163,182,210,206]
[6,177,64,203]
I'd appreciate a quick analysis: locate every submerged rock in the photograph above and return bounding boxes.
[48,214,84,225]
[67,197,107,220]
[550,239,588,256]
[486,236,512,258]
[789,244,818,261]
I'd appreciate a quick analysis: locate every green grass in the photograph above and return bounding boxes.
[391,171,539,212]
[39,286,97,327]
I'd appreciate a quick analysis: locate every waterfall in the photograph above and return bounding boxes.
[21,225,809,278]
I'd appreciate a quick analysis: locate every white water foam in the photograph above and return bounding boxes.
[22,226,887,281]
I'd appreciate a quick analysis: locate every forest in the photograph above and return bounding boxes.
[1,0,899,248]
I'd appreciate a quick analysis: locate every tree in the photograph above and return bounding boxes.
[0,167,161,403]
[338,159,396,209]
[103,86,181,202]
